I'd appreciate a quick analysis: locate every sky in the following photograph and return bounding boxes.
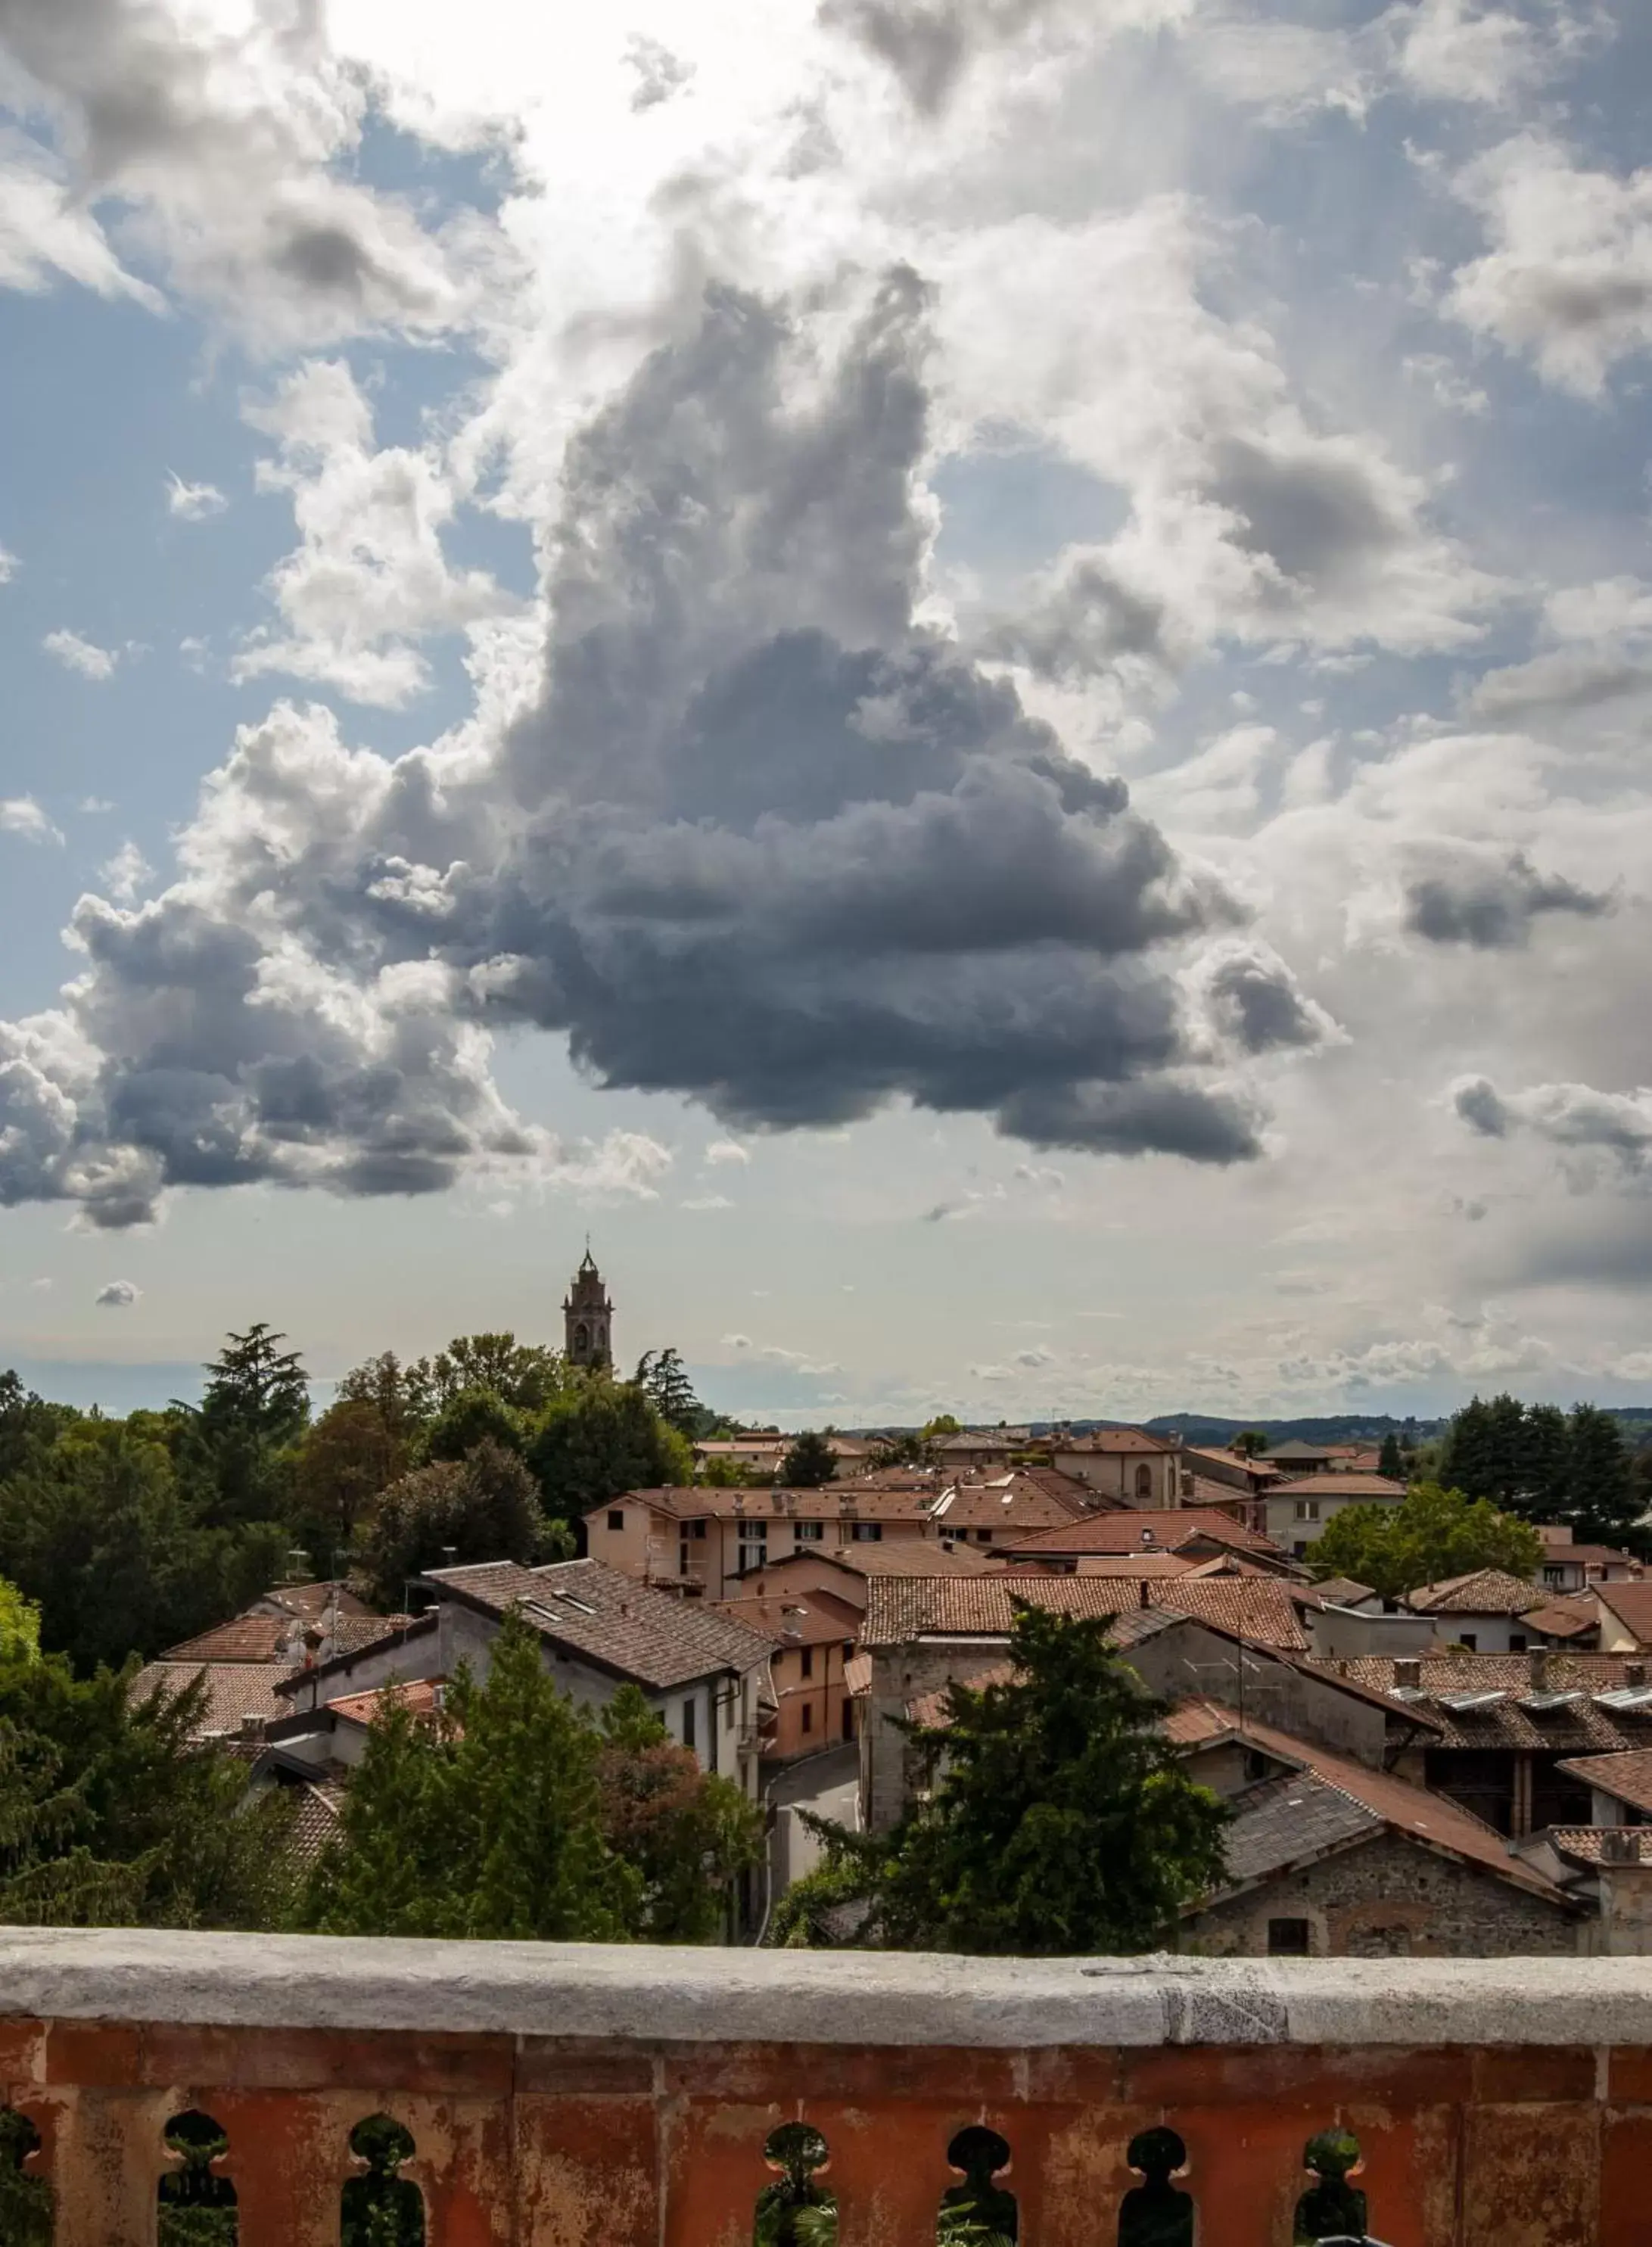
[3,0,1652,1427]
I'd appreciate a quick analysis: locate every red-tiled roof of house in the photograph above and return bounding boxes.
[163,1616,294,1664]
[1555,1749,1652,1815]
[844,1653,873,1698]
[288,1780,346,1865]
[1291,1576,1377,1610]
[711,1593,860,1645]
[132,1661,291,1738]
[425,1558,777,1689]
[1162,1696,1243,1747]
[327,1677,447,1729]
[262,1581,373,1621]
[1181,1446,1282,1483]
[597,1486,938,1523]
[860,1571,1307,1651]
[1546,1545,1641,1570]
[929,1474,1090,1533]
[1523,1595,1599,1640]
[1056,1428,1181,1453]
[1545,1828,1650,1866]
[907,1663,1015,1729]
[1312,1651,1652,1751]
[1001,1508,1280,1558]
[814,1541,997,1579]
[1594,1583,1652,1646]
[1044,1552,1202,1579]
[1265,1474,1407,1498]
[1405,1569,1546,1617]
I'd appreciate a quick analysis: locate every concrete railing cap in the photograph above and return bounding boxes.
[0,1930,1644,2047]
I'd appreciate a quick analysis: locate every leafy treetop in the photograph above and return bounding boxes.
[1305,1480,1542,1602]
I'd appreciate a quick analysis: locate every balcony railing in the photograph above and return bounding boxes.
[0,1931,1644,2243]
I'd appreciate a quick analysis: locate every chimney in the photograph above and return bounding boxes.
[1627,1662,1647,1689]
[1394,1657,1422,1690]
[1138,1578,1149,1608]
[1528,1646,1550,1692]
[1601,1827,1641,1865]
[1180,1470,1193,1501]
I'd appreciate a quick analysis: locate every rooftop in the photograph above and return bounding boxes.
[132,1660,291,1737]
[1054,1427,1181,1453]
[1555,1750,1652,1816]
[1405,1569,1547,1617]
[1265,1473,1407,1498]
[1311,1651,1652,1751]
[1000,1508,1280,1558]
[709,1592,860,1646]
[424,1558,777,1689]
[1594,1583,1652,1645]
[860,1572,1307,1651]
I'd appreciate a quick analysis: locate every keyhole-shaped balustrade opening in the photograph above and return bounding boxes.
[0,2105,51,2246]
[1294,2129,1367,2245]
[938,2125,1016,2246]
[342,2115,425,2247]
[157,2110,237,2246]
[755,2122,837,2247]
[1119,2126,1193,2247]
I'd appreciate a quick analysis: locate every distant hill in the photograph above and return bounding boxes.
[1141,1413,1444,1447]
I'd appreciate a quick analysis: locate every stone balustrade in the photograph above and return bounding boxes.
[0,1931,1647,2244]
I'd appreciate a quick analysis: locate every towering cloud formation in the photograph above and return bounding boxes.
[0,269,1331,1227]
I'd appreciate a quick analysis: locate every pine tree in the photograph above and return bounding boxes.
[781,1432,837,1489]
[1567,1405,1638,1545]
[1377,1433,1404,1481]
[636,1350,706,1437]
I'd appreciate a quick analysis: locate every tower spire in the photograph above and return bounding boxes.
[564,1246,613,1370]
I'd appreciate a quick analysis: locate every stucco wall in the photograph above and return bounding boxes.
[1187,1830,1579,1957]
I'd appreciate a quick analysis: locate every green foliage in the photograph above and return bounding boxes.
[1442,1393,1640,1543]
[526,1377,691,1524]
[305,1615,755,1942]
[792,1610,1228,1955]
[405,1334,565,1420]
[420,1387,527,1465]
[0,1418,285,1671]
[1377,1431,1405,1481]
[780,1431,836,1489]
[596,1686,762,1939]
[698,1454,758,1487]
[1230,1430,1270,1458]
[0,2105,51,2247]
[341,2115,424,2246]
[350,1442,549,1611]
[1305,1480,1542,1601]
[291,1396,409,1576]
[0,1371,66,1483]
[0,1576,39,1663]
[754,2125,837,2247]
[922,1414,962,1439]
[0,1650,295,1928]
[636,1348,711,1437]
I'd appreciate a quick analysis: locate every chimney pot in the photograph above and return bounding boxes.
[1395,1656,1422,1690]
[1628,1662,1647,1688]
[1601,1827,1641,1865]
[1529,1646,1550,1691]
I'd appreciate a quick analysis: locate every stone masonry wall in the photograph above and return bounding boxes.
[1187,1830,1580,1957]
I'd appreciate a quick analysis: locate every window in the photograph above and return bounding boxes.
[607,1509,625,1532]
[737,1525,767,1576]
[1510,1632,1527,1653]
[1268,1917,1311,1957]
[1243,1749,1271,1784]
[851,1522,883,1543]
[801,1645,814,1679]
[795,1520,824,1542]
[1544,1566,1565,1586]
[681,1698,696,1752]
[1459,1632,1477,1651]
[801,1704,814,1735]
[692,1520,707,1539]
[1134,1463,1153,1502]
[977,1529,994,1542]
[1293,1499,1321,1522]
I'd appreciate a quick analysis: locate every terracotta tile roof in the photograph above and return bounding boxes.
[1292,1576,1377,1610]
[934,1431,1018,1452]
[844,1653,873,1698]
[1002,1508,1280,1558]
[1266,1474,1407,1498]
[1196,1704,1571,1906]
[1406,1569,1546,1617]
[1555,1750,1652,1815]
[1316,1651,1652,1751]
[1162,1696,1241,1747]
[1056,1427,1181,1453]
[597,1486,937,1523]
[860,1572,1307,1651]
[1054,1553,1202,1579]
[162,1616,296,1664]
[710,1593,860,1646]
[810,1542,995,1579]
[1545,1827,1652,1866]
[1182,1447,1282,1483]
[425,1558,776,1689]
[1548,1545,1642,1571]
[288,1780,346,1864]
[1523,1595,1600,1640]
[132,1661,291,1738]
[1017,1464,1117,1506]
[263,1582,372,1620]
[1217,1770,1381,1882]
[272,1611,437,1701]
[328,1678,447,1728]
[929,1475,1093,1533]
[1594,1583,1652,1647]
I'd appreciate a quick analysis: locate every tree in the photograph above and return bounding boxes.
[794,1609,1228,1955]
[0,1579,39,1664]
[525,1379,690,1526]
[291,1398,409,1577]
[1568,1403,1638,1544]
[922,1415,961,1440]
[1231,1430,1270,1459]
[198,1324,310,1448]
[1305,1481,1542,1602]
[404,1334,565,1421]
[1377,1432,1405,1482]
[781,1431,837,1489]
[176,1324,310,1532]
[636,1349,708,1438]
[1440,1394,1531,1512]
[0,1419,284,1672]
[0,1371,61,1482]
[304,1611,641,1940]
[350,1442,552,1611]
[0,1651,295,1929]
[596,1686,763,1939]
[422,1386,527,1465]
[334,1351,421,1437]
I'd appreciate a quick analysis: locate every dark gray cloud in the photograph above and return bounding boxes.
[0,271,1331,1223]
[1454,1075,1511,1138]
[1454,1072,1652,1174]
[1405,848,1613,948]
[817,0,1052,112]
[983,556,1168,683]
[1468,648,1652,721]
[1209,437,1405,597]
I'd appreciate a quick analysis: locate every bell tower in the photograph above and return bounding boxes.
[564,1246,614,1371]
